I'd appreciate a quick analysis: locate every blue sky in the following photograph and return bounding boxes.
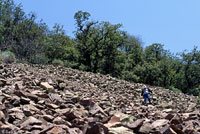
[14,0,200,53]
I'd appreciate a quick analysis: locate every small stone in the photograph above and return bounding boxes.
[109,126,134,134]
[139,123,152,134]
[46,103,59,109]
[59,83,66,90]
[43,115,54,122]
[160,125,177,134]
[128,119,144,130]
[41,82,54,91]
[47,126,65,134]
[20,97,31,104]
[21,116,42,129]
[151,119,169,129]
[53,117,66,125]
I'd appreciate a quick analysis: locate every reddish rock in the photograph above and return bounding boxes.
[43,115,54,122]
[127,119,144,130]
[46,103,59,109]
[108,115,120,124]
[165,113,175,120]
[49,93,63,103]
[64,111,78,122]
[0,111,6,122]
[21,116,42,129]
[56,108,71,115]
[151,119,169,129]
[170,124,184,134]
[160,125,177,134]
[46,126,65,134]
[68,128,81,134]
[170,115,182,125]
[138,123,152,134]
[20,97,30,104]
[80,98,95,108]
[89,103,106,116]
[53,117,66,125]
[183,122,195,134]
[31,90,49,98]
[26,93,39,102]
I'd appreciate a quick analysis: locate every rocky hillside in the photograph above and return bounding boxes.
[0,63,199,134]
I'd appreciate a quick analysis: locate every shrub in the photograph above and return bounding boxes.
[122,71,139,82]
[0,55,3,62]
[0,51,16,63]
[52,59,64,66]
[78,64,88,71]
[187,88,200,96]
[64,60,78,68]
[168,86,182,93]
[30,53,49,64]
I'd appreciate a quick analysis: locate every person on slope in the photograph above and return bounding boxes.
[141,85,152,106]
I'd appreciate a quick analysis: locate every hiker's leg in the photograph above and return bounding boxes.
[147,94,151,104]
[144,95,147,105]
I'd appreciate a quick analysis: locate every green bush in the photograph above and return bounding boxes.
[122,71,139,82]
[52,59,64,66]
[168,86,182,93]
[187,88,200,96]
[64,60,78,68]
[0,51,16,63]
[78,64,88,71]
[0,55,3,62]
[30,53,49,64]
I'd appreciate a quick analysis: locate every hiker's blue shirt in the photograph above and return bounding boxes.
[141,88,152,96]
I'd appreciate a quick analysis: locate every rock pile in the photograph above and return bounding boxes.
[0,63,199,134]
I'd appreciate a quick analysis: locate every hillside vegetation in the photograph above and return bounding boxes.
[0,0,200,96]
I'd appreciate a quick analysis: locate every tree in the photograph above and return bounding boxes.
[74,10,98,71]
[0,0,16,49]
[74,11,126,75]
[100,22,126,76]
[44,24,79,67]
[158,55,174,87]
[181,46,200,93]
[0,0,48,60]
[124,35,143,69]
[120,34,143,82]
[144,43,166,62]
